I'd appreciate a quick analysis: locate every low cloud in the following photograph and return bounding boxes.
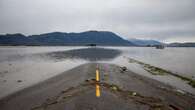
[0,0,195,42]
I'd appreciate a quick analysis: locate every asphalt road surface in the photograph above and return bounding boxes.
[0,63,195,110]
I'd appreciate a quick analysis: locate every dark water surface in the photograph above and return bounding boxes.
[45,47,121,61]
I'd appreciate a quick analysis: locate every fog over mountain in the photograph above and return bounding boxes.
[0,0,195,43]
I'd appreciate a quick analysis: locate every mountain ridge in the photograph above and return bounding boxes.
[0,31,134,46]
[167,42,195,47]
[127,38,163,46]
[1,31,195,47]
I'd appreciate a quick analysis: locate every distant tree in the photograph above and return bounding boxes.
[86,44,97,46]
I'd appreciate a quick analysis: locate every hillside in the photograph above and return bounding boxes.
[168,42,195,47]
[0,31,134,46]
[128,38,162,46]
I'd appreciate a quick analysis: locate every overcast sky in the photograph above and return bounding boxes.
[0,0,195,43]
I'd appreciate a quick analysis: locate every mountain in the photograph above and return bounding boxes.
[128,38,162,46]
[0,31,135,46]
[168,42,195,47]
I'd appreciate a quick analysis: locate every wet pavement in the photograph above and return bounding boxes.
[0,63,194,110]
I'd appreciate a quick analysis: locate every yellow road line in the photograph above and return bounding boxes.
[96,84,100,97]
[96,69,100,81]
[96,69,100,97]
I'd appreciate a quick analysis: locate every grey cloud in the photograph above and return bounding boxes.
[0,0,195,42]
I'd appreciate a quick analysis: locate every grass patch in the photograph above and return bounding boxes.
[168,73,195,88]
[188,80,195,88]
[129,58,167,75]
[110,84,121,91]
[129,58,136,63]
[128,58,195,88]
[143,64,168,75]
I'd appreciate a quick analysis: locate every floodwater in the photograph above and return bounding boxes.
[0,46,195,98]
[114,47,195,78]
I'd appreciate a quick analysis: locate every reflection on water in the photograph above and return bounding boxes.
[0,46,86,62]
[46,48,121,61]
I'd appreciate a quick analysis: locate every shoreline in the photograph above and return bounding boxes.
[128,57,195,88]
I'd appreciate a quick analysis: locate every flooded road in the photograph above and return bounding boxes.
[0,46,195,110]
[0,46,195,98]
